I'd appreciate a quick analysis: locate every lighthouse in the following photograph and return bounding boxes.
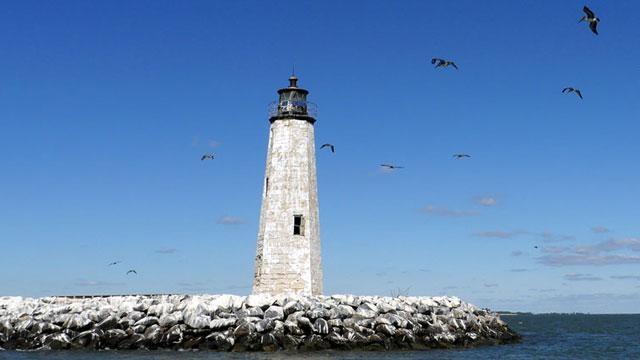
[252,75,322,296]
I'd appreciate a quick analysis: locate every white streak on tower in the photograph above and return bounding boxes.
[252,75,322,295]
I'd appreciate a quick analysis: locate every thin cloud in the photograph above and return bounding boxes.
[208,140,222,148]
[511,250,524,257]
[75,279,125,287]
[539,254,640,267]
[595,238,640,252]
[529,288,556,293]
[610,275,640,281]
[541,246,569,254]
[539,231,575,242]
[484,283,498,288]
[474,230,524,239]
[573,238,640,255]
[510,268,530,272]
[542,292,640,303]
[564,273,603,281]
[474,196,498,207]
[217,216,246,225]
[591,226,610,234]
[213,285,251,293]
[420,205,479,218]
[378,166,403,174]
[155,248,178,254]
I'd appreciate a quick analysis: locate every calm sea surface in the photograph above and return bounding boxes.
[2,314,639,359]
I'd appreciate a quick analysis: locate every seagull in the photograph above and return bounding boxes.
[431,58,458,69]
[320,144,335,153]
[201,153,215,161]
[107,261,122,266]
[126,270,137,275]
[579,6,599,35]
[380,164,404,170]
[562,87,583,99]
[453,154,471,159]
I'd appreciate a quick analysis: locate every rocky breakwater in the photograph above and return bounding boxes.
[0,294,519,351]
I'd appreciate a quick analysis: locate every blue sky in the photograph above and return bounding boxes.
[1,0,639,313]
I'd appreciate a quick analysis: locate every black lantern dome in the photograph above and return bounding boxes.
[268,75,317,123]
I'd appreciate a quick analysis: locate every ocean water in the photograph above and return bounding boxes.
[2,314,639,359]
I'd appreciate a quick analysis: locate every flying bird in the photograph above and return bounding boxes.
[380,164,404,170]
[534,246,539,249]
[562,87,583,99]
[107,261,122,266]
[431,58,458,69]
[453,154,471,159]
[579,6,599,35]
[126,270,137,275]
[201,153,215,161]
[320,144,335,153]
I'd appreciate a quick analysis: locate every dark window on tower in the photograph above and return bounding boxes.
[293,215,304,235]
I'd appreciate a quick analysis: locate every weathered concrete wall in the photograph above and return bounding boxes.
[253,117,322,295]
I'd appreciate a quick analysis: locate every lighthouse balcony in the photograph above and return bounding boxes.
[268,100,317,120]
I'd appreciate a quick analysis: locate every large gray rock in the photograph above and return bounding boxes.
[314,318,329,335]
[134,316,159,327]
[283,300,304,315]
[297,316,314,334]
[161,324,185,344]
[206,331,234,350]
[158,312,183,328]
[118,333,145,349]
[264,306,284,320]
[255,318,274,333]
[307,307,330,320]
[335,305,355,318]
[103,329,127,348]
[209,318,236,331]
[43,332,71,350]
[184,314,210,329]
[72,329,103,348]
[143,324,163,344]
[96,315,118,330]
[233,320,255,338]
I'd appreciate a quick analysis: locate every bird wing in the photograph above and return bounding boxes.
[583,6,594,18]
[562,88,572,93]
[330,145,335,153]
[431,58,441,64]
[320,144,329,148]
[575,90,583,99]
[450,62,458,69]
[380,164,392,168]
[201,155,206,160]
[589,21,598,35]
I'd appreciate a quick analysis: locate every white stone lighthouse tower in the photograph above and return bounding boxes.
[252,75,322,296]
